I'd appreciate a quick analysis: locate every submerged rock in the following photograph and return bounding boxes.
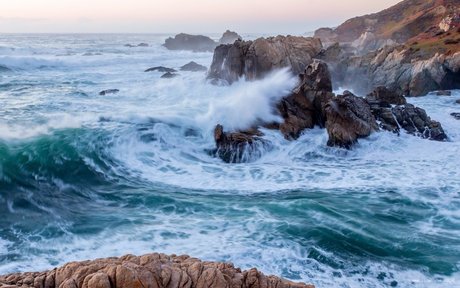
[145,66,177,73]
[137,43,149,47]
[180,61,207,72]
[218,30,242,45]
[456,99,460,104]
[99,89,119,96]
[208,36,322,84]
[451,112,460,119]
[213,125,272,163]
[163,33,217,52]
[161,72,178,79]
[0,253,314,288]
[325,91,378,148]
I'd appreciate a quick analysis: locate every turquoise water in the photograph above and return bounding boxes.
[0,34,459,287]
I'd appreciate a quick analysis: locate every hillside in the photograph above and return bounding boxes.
[315,0,460,45]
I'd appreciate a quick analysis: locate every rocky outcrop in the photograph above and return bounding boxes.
[366,87,447,140]
[213,125,272,163]
[163,34,217,52]
[99,89,119,96]
[0,253,313,288]
[208,36,322,84]
[180,61,207,72]
[219,30,242,45]
[145,66,177,73]
[278,60,334,139]
[332,46,460,96]
[314,0,459,46]
[161,72,178,79]
[325,91,378,148]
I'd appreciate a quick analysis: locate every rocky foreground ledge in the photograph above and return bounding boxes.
[0,253,314,288]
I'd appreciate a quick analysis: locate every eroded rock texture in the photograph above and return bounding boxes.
[0,253,314,288]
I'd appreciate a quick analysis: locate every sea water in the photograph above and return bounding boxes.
[0,34,459,288]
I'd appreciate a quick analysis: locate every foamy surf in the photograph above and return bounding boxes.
[0,34,459,288]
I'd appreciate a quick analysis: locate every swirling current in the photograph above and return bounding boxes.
[0,34,459,288]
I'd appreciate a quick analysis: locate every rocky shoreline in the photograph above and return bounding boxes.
[0,253,314,288]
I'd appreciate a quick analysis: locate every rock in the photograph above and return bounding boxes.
[137,43,149,47]
[456,99,460,104]
[278,60,334,139]
[99,89,119,96]
[124,44,136,47]
[161,72,178,79]
[145,66,177,73]
[366,86,407,106]
[213,125,272,163]
[0,253,314,288]
[371,101,448,140]
[451,112,460,119]
[325,91,378,148]
[180,61,207,72]
[208,36,323,84]
[335,46,460,96]
[436,90,452,96]
[163,33,217,52]
[218,30,242,45]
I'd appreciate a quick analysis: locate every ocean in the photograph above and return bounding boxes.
[0,33,459,288]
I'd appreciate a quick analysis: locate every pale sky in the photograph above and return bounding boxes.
[0,0,402,34]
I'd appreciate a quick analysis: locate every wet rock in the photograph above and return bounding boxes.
[451,112,460,120]
[436,90,452,96]
[99,89,119,96]
[137,43,149,47]
[456,99,460,104]
[278,60,334,139]
[213,125,272,163]
[145,66,177,73]
[333,46,460,96]
[325,91,378,148]
[372,102,447,140]
[163,33,217,52]
[124,44,136,47]
[208,36,322,84]
[366,86,407,106]
[218,30,242,45]
[0,253,314,288]
[180,61,207,72]
[161,72,178,79]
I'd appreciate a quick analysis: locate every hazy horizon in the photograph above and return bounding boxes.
[1,0,402,34]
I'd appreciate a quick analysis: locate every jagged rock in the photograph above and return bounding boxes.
[335,46,460,96]
[213,125,271,163]
[278,60,334,139]
[436,90,452,96]
[366,86,407,106]
[163,33,217,52]
[180,61,207,72]
[145,66,177,73]
[0,253,313,288]
[99,89,119,96]
[161,72,178,79]
[208,36,322,84]
[219,30,242,45]
[371,101,447,140]
[451,112,460,119]
[325,91,378,148]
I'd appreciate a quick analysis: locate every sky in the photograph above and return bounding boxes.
[0,0,402,34]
